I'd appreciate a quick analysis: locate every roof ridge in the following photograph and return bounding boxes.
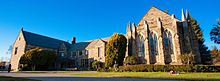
[22,30,69,43]
[137,6,180,25]
[86,36,110,42]
[22,30,70,49]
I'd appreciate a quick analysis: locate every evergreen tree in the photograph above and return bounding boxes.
[105,33,127,67]
[190,16,211,64]
[210,18,220,44]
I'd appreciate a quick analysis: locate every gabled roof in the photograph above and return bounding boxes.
[86,39,100,49]
[100,37,110,43]
[69,42,90,51]
[22,30,70,49]
[86,37,109,49]
[137,6,180,26]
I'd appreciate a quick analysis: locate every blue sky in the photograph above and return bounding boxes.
[0,0,220,61]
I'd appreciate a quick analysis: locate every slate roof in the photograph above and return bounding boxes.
[86,38,109,49]
[22,30,70,49]
[69,42,90,51]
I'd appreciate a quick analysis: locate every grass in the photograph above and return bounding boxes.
[73,72,220,81]
[17,71,83,73]
[0,76,40,81]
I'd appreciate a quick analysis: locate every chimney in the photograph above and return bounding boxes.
[72,37,76,44]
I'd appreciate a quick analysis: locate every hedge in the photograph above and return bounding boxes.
[114,64,220,72]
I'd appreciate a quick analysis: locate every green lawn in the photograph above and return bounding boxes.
[73,72,220,80]
[0,76,40,81]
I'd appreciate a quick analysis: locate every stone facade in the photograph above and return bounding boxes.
[10,29,108,71]
[10,6,201,71]
[125,7,201,65]
[86,38,108,69]
[10,29,70,71]
[10,30,26,71]
[68,38,108,70]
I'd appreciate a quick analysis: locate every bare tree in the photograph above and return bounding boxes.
[6,45,12,55]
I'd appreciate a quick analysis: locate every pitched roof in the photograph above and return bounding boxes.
[86,38,109,49]
[69,42,90,51]
[137,6,180,27]
[86,40,99,49]
[100,37,109,42]
[22,30,70,49]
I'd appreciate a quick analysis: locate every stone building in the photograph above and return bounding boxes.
[125,6,201,64]
[10,6,201,71]
[10,28,107,71]
[68,38,108,70]
[10,29,71,71]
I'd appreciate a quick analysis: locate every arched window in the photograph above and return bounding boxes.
[137,36,141,56]
[137,35,145,64]
[141,36,145,57]
[163,30,173,54]
[168,32,173,54]
[154,34,158,55]
[150,33,158,55]
[138,35,145,57]
[163,31,168,48]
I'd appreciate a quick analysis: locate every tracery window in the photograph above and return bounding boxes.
[163,30,173,54]
[150,33,158,55]
[138,35,145,57]
[137,35,145,63]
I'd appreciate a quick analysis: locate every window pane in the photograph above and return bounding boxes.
[14,47,18,55]
[98,47,100,57]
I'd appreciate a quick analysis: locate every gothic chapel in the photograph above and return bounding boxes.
[10,6,201,71]
[125,6,201,65]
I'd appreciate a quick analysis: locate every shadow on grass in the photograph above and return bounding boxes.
[21,77,220,81]
[0,76,40,81]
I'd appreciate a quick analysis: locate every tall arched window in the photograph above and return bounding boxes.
[141,36,145,57]
[137,35,145,63]
[150,33,158,55]
[168,32,173,54]
[137,36,141,56]
[163,30,174,54]
[154,34,158,55]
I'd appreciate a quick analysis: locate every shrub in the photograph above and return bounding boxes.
[91,60,102,71]
[117,64,220,72]
[19,48,57,71]
[124,56,138,65]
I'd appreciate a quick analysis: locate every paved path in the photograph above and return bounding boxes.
[0,71,183,81]
[29,77,181,81]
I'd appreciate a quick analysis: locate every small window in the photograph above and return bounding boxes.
[98,47,100,57]
[85,50,89,55]
[79,51,82,55]
[14,47,18,55]
[81,59,88,67]
[19,37,21,41]
[61,52,64,57]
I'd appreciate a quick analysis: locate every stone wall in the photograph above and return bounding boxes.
[10,31,26,71]
[126,7,186,65]
[87,39,106,63]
